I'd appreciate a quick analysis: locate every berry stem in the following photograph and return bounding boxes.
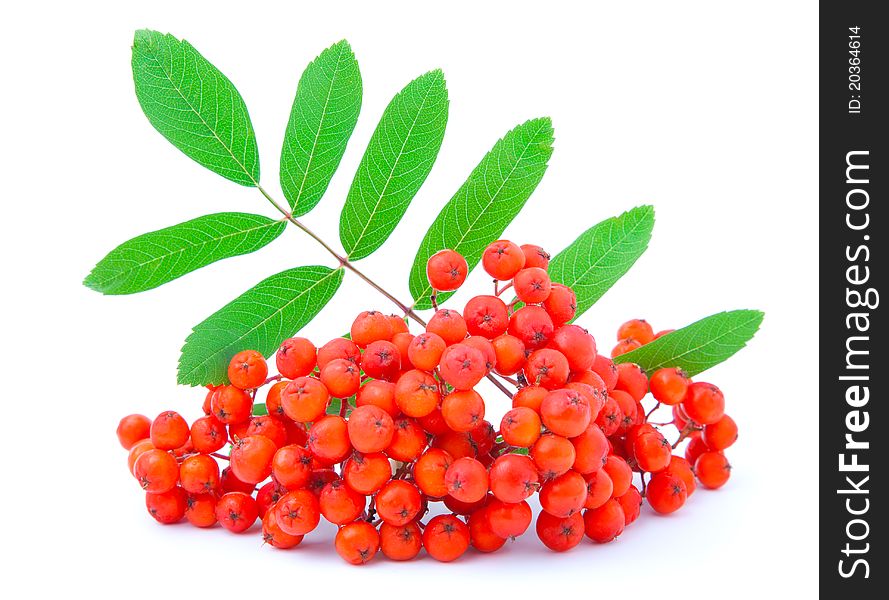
[210,452,230,461]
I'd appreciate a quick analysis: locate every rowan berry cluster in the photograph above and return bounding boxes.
[117,241,737,564]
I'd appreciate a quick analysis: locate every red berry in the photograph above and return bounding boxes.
[491,334,526,376]
[380,522,423,561]
[281,377,330,423]
[531,433,576,479]
[632,431,672,473]
[179,454,220,494]
[342,452,392,495]
[350,310,394,348]
[216,492,259,533]
[684,382,726,425]
[228,350,268,390]
[394,369,440,418]
[469,508,507,552]
[276,337,317,379]
[438,343,487,390]
[571,425,609,474]
[375,480,422,526]
[648,367,689,406]
[513,267,552,304]
[320,358,361,399]
[703,414,738,450]
[356,380,398,417]
[348,405,395,454]
[520,244,550,269]
[145,487,187,524]
[211,386,253,425]
[500,407,542,448]
[423,514,470,562]
[317,337,361,369]
[190,415,227,454]
[307,416,352,464]
[134,449,179,493]
[603,455,633,497]
[695,451,732,489]
[149,411,189,450]
[536,511,584,552]
[414,448,453,497]
[230,435,276,484]
[274,489,320,535]
[647,472,688,514]
[551,325,597,372]
[611,338,641,357]
[262,508,304,549]
[185,492,218,528]
[524,348,570,390]
[508,305,554,350]
[615,362,648,402]
[464,295,509,339]
[543,284,577,326]
[617,485,643,525]
[426,309,468,345]
[319,479,366,525]
[485,498,532,538]
[583,499,625,543]
[540,388,591,438]
[488,453,539,503]
[427,249,468,292]
[385,416,427,462]
[539,470,587,517]
[272,444,314,490]
[441,389,486,432]
[583,469,613,510]
[361,340,401,381]
[617,319,654,345]
[116,414,151,450]
[407,332,446,371]
[444,457,489,503]
[482,240,526,280]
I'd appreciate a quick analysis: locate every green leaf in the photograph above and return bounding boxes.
[409,118,554,309]
[281,40,362,216]
[84,213,286,295]
[340,70,449,260]
[178,266,344,386]
[252,404,269,417]
[132,30,260,186]
[548,206,655,320]
[613,310,765,376]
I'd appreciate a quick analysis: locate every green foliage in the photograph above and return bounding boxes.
[178,266,344,385]
[340,70,449,260]
[548,206,654,319]
[132,30,259,185]
[409,118,554,309]
[281,40,362,216]
[84,213,285,295]
[613,310,765,376]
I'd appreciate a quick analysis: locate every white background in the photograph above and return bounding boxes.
[2,1,818,598]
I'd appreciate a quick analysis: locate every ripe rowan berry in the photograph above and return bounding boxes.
[470,420,497,456]
[418,406,450,436]
[150,411,189,450]
[276,337,317,379]
[595,395,622,437]
[179,454,220,495]
[488,453,539,503]
[524,348,570,390]
[463,335,497,371]
[540,388,591,438]
[307,416,352,464]
[127,438,155,476]
[350,310,394,348]
[684,382,726,425]
[391,331,414,365]
[356,379,398,417]
[664,455,697,497]
[317,337,361,369]
[485,498,532,539]
[426,309,468,345]
[611,338,641,358]
[500,407,542,448]
[189,415,226,454]
[134,449,179,493]
[617,319,654,345]
[427,249,469,292]
[231,435,276,484]
[319,479,366,525]
[380,522,423,561]
[647,472,688,514]
[376,480,422,526]
[684,434,710,467]
[185,492,218,528]
[361,340,401,381]
[262,508,304,549]
[543,284,577,326]
[603,455,633,498]
[145,487,187,524]
[220,466,255,495]
[394,369,440,418]
[464,295,509,339]
[568,369,608,396]
[444,457,489,503]
[272,444,313,490]
[583,499,625,543]
[483,240,526,280]
[320,358,361,399]
[211,386,253,425]
[614,362,648,402]
[531,433,576,479]
[407,332,446,371]
[491,334,526,376]
[617,486,643,525]
[439,343,487,390]
[441,389,486,432]
[536,511,584,552]
[347,405,395,454]
[540,470,587,517]
[610,390,638,434]
[274,489,320,536]
[571,425,609,474]
[469,508,507,552]
[673,403,690,430]
[414,448,453,497]
[633,431,672,473]
[703,414,738,450]
[228,350,268,390]
[306,469,339,496]
[228,420,250,445]
[549,326,596,373]
[385,417,427,462]
[245,415,287,449]
[117,414,151,450]
[256,481,285,518]
[216,492,259,533]
[695,451,731,489]
[280,377,330,423]
[513,267,551,305]
[520,244,550,269]
[648,367,689,406]
[512,384,547,413]
[508,305,554,350]
[591,354,619,391]
[583,469,613,510]
[423,514,470,562]
[343,452,392,494]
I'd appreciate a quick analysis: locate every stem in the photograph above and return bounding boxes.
[645,402,661,420]
[211,452,230,461]
[486,374,515,398]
